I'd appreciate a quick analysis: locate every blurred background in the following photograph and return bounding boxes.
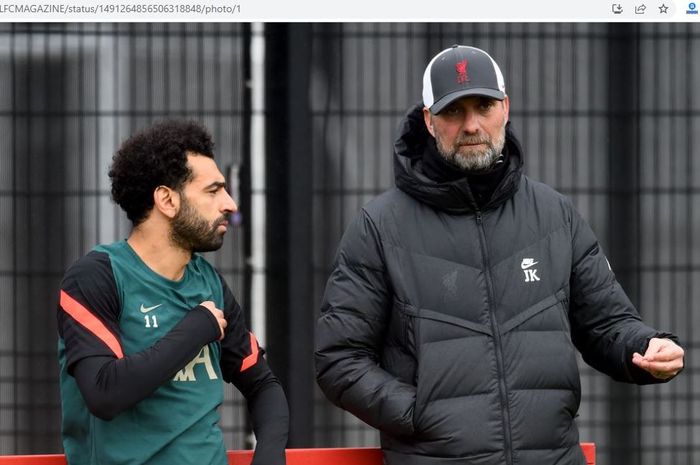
[0,22,698,465]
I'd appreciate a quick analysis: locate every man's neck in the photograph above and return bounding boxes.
[127,224,191,281]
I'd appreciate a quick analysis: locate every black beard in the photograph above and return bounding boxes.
[170,198,228,253]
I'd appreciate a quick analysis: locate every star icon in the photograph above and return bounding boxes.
[659,3,669,12]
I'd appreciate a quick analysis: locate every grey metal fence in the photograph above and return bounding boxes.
[0,22,251,454]
[302,23,699,465]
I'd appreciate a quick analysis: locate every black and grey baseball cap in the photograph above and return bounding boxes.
[422,45,506,114]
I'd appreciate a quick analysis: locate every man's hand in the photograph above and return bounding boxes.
[632,338,684,380]
[200,301,227,340]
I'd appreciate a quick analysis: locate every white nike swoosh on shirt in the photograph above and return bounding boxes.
[140,304,163,313]
[521,261,539,269]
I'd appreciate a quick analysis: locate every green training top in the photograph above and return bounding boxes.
[58,240,228,465]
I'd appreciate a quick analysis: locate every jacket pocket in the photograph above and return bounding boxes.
[407,304,495,450]
[499,289,582,420]
[499,289,568,335]
[383,298,419,388]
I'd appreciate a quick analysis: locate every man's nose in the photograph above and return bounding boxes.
[223,191,238,213]
[461,110,480,134]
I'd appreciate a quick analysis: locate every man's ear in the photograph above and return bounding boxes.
[153,186,180,219]
[423,107,435,137]
[502,95,510,123]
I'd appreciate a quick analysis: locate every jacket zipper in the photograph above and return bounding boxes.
[475,210,514,465]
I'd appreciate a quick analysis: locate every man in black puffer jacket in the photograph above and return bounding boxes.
[314,45,685,465]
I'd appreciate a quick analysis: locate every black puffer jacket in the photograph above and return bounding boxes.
[315,104,673,465]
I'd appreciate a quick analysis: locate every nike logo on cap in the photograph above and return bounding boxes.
[521,258,539,270]
[140,304,163,313]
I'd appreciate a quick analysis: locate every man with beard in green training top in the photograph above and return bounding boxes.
[58,120,288,465]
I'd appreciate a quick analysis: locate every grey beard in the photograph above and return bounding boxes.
[440,148,502,171]
[435,126,507,172]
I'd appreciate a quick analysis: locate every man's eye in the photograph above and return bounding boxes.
[479,99,495,110]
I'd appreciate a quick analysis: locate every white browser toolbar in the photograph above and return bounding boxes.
[0,0,698,22]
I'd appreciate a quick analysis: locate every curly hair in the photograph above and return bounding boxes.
[109,120,215,225]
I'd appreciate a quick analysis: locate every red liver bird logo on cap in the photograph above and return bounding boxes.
[456,59,469,84]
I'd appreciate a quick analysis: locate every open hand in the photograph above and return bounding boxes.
[632,338,684,380]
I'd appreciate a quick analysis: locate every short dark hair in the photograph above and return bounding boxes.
[109,120,215,225]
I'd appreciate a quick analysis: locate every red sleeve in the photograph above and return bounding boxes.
[217,274,289,465]
[57,251,123,373]
[218,274,268,389]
